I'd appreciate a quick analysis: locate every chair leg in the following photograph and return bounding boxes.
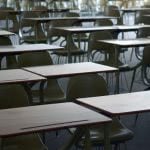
[129,69,137,92]
[134,113,139,126]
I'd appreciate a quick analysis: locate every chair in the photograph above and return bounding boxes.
[134,27,150,60]
[0,84,47,150]
[94,18,113,26]
[88,30,120,64]
[129,46,150,124]
[49,20,87,63]
[18,51,65,104]
[135,5,150,25]
[32,6,49,18]
[19,11,47,44]
[104,5,123,25]
[130,46,150,91]
[0,36,17,69]
[65,12,89,50]
[88,30,139,93]
[66,74,133,149]
[0,7,19,33]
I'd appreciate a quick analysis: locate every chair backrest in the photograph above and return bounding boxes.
[48,18,75,44]
[137,27,150,38]
[143,46,150,66]
[88,30,114,53]
[0,36,17,69]
[0,84,28,109]
[20,10,46,37]
[65,12,79,17]
[135,5,150,24]
[95,19,113,26]
[32,5,49,17]
[0,36,12,45]
[18,51,53,67]
[104,5,123,25]
[104,5,120,17]
[0,7,19,30]
[141,46,150,86]
[49,19,71,37]
[66,74,108,101]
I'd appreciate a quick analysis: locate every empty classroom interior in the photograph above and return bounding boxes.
[0,0,150,150]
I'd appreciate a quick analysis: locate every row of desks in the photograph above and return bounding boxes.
[1,90,150,149]
[0,62,117,150]
[0,62,117,85]
[1,62,150,149]
[2,31,150,66]
[51,25,150,63]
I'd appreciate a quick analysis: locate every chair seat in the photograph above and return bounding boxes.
[20,36,47,44]
[32,80,66,104]
[77,118,134,147]
[95,58,130,71]
[73,33,89,42]
[32,89,66,104]
[52,49,87,56]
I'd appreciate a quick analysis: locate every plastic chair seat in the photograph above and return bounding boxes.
[20,35,47,44]
[95,58,130,71]
[73,33,89,42]
[52,49,87,56]
[77,121,133,147]
[32,84,66,104]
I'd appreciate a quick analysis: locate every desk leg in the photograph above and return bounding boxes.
[115,70,120,94]
[60,127,85,150]
[67,34,72,63]
[104,124,111,150]
[22,83,33,105]
[60,127,92,150]
[83,126,91,150]
[115,47,120,94]
[77,34,81,49]
[6,14,9,31]
[40,81,45,104]
[34,22,38,43]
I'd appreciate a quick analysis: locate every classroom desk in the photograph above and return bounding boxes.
[0,44,63,55]
[0,68,46,103]
[0,30,15,36]
[0,102,112,150]
[53,24,150,63]
[119,8,150,24]
[99,38,150,48]
[53,24,150,34]
[0,69,46,85]
[0,9,69,30]
[77,91,150,117]
[0,44,63,68]
[24,62,118,103]
[98,38,150,67]
[0,69,46,104]
[120,7,150,13]
[23,16,118,42]
[98,38,150,93]
[24,62,117,78]
[23,16,118,23]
